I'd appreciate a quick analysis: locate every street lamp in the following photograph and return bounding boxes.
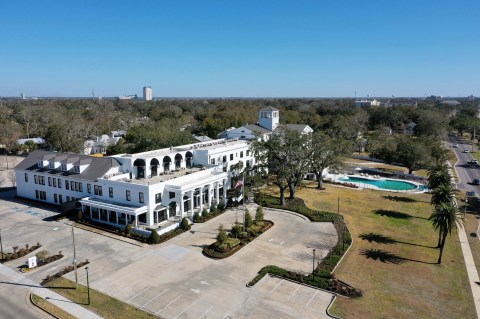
[0,227,4,261]
[85,266,90,305]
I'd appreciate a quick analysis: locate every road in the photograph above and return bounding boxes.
[447,136,480,194]
[0,271,50,319]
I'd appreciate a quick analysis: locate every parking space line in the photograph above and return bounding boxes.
[141,289,168,309]
[305,291,318,308]
[287,286,300,301]
[174,301,196,319]
[115,279,143,294]
[198,305,214,319]
[79,267,103,280]
[268,279,284,295]
[156,294,182,314]
[127,287,150,302]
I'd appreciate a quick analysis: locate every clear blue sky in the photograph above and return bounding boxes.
[1,0,479,98]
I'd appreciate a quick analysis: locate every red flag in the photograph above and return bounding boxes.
[234,180,244,189]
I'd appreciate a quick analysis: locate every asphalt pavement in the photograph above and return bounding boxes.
[447,136,480,193]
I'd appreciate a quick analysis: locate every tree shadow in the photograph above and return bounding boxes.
[358,233,396,244]
[373,209,412,219]
[360,249,436,264]
[360,249,405,264]
[383,195,417,203]
[359,232,437,248]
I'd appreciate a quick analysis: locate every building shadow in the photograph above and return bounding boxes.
[359,232,437,248]
[360,248,436,264]
[383,195,417,203]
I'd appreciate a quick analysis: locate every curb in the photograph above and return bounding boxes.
[30,293,61,319]
[73,223,146,247]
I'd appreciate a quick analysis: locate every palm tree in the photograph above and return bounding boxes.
[430,184,456,207]
[429,203,463,264]
[426,163,451,190]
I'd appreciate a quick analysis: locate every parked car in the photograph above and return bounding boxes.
[468,160,479,165]
[473,179,480,185]
[463,149,470,153]
[452,144,459,148]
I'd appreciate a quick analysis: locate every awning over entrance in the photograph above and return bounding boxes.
[80,197,148,215]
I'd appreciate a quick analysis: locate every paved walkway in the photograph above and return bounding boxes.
[0,263,102,319]
[458,226,480,319]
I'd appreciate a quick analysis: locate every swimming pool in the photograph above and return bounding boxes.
[338,176,426,191]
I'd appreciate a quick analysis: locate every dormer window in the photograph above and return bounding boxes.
[37,161,43,168]
[61,164,67,171]
[73,165,80,173]
[49,161,55,169]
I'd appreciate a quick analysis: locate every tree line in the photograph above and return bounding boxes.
[0,97,478,155]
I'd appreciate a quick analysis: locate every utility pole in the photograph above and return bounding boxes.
[71,224,78,289]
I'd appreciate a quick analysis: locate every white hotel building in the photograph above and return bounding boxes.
[15,138,254,233]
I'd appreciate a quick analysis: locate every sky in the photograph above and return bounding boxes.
[0,0,479,98]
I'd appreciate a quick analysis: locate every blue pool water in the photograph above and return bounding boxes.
[338,176,426,191]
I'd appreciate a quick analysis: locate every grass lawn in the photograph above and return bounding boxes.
[263,182,476,319]
[31,293,77,319]
[45,277,157,319]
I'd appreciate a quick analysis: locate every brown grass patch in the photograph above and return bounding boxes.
[264,181,475,318]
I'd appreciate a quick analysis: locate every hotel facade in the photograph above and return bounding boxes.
[15,138,254,233]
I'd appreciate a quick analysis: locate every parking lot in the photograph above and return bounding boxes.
[0,196,337,318]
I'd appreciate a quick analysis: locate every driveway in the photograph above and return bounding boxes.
[1,197,337,318]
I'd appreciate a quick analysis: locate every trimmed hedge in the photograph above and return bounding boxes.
[1,243,42,263]
[41,260,90,286]
[255,194,340,222]
[193,210,225,223]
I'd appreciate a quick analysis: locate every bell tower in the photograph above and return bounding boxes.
[258,106,279,131]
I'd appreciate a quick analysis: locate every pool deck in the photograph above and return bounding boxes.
[328,174,428,194]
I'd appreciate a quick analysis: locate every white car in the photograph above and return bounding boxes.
[452,144,459,148]
[463,149,470,153]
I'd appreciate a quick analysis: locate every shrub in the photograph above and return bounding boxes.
[210,201,217,213]
[202,208,209,219]
[231,223,243,238]
[217,200,225,211]
[255,206,264,221]
[148,229,161,244]
[217,224,228,244]
[239,231,248,238]
[11,253,18,259]
[194,212,201,222]
[18,251,26,257]
[77,210,84,221]
[12,246,18,254]
[180,217,190,230]
[124,224,132,235]
[36,250,49,261]
[245,210,253,228]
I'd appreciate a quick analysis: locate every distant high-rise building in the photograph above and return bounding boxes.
[21,92,25,99]
[143,86,152,101]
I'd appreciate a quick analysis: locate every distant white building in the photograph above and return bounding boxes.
[354,99,381,107]
[219,106,313,140]
[143,86,152,101]
[383,99,418,107]
[84,131,126,155]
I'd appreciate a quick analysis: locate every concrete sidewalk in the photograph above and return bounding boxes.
[458,226,480,319]
[0,263,102,319]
